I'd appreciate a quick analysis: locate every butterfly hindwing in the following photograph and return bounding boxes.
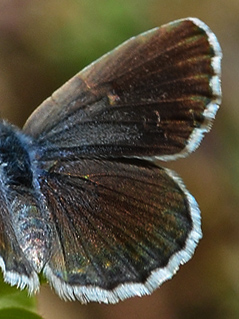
[37,158,201,302]
[0,182,39,293]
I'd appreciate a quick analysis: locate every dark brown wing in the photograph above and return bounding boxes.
[39,159,201,303]
[23,18,221,161]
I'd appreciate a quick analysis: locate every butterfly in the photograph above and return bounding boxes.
[0,17,221,303]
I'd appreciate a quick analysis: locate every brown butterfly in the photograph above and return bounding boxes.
[0,17,221,303]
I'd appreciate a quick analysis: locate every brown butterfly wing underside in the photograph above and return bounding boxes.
[0,18,221,303]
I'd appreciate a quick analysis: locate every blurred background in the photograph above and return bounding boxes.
[0,0,238,318]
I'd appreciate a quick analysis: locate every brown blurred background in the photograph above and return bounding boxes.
[0,0,238,318]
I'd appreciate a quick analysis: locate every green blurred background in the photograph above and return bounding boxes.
[0,0,238,318]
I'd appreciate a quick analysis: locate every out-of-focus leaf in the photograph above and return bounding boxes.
[0,275,42,318]
[0,308,42,319]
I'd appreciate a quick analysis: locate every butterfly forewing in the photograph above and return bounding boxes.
[23,18,221,161]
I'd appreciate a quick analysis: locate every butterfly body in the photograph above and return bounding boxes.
[0,18,221,303]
